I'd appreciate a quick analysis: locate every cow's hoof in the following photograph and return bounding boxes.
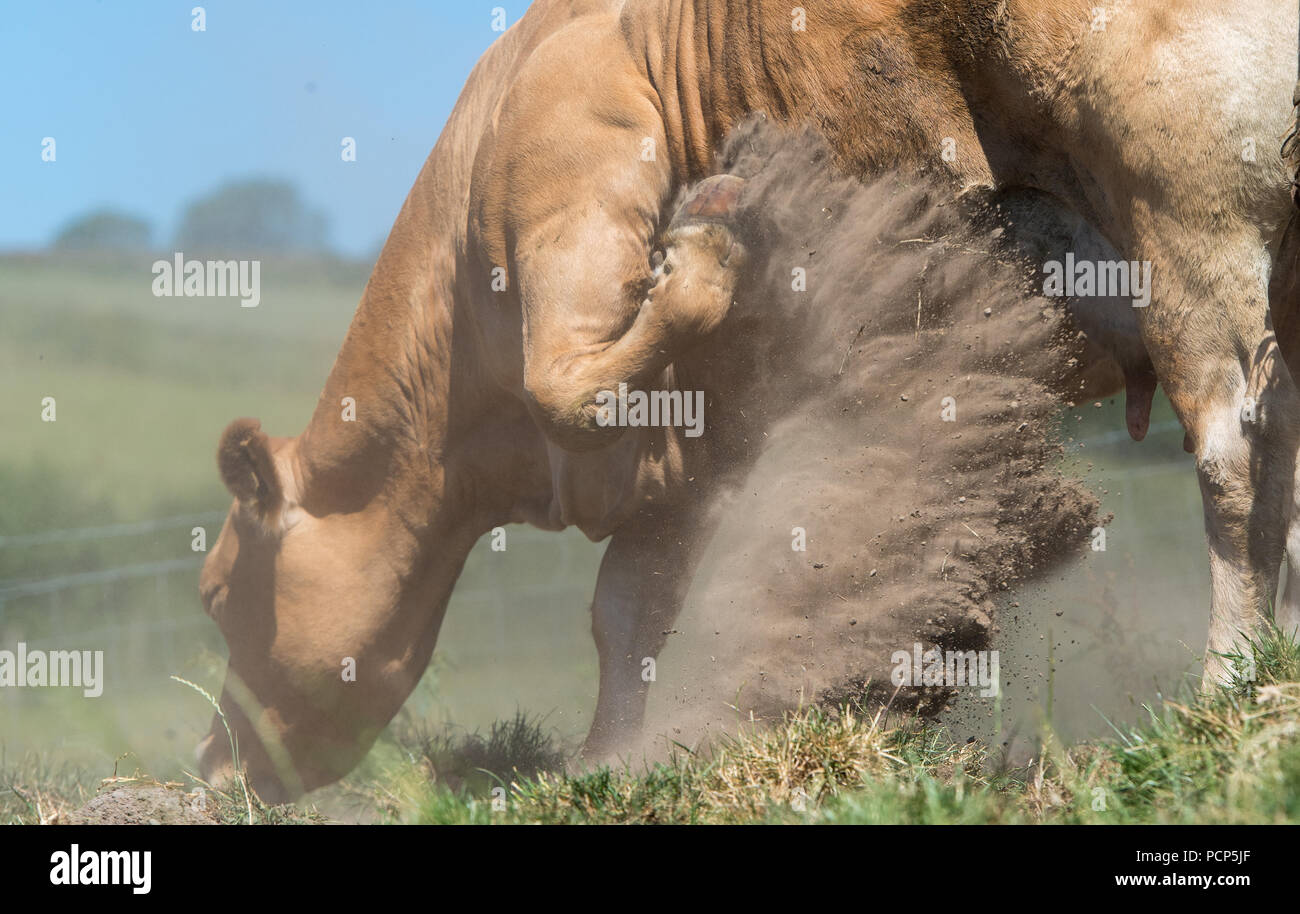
[646,176,750,342]
[670,174,747,228]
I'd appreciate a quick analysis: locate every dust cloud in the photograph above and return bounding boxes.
[644,118,1106,752]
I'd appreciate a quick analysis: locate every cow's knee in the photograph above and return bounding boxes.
[521,175,750,452]
[522,363,620,451]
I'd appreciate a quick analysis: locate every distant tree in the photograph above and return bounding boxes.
[52,209,152,251]
[174,178,330,254]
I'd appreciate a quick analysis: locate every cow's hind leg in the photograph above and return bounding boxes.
[1269,221,1300,641]
[1141,234,1300,684]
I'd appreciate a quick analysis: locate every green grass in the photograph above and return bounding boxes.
[0,752,97,825]
[329,629,1300,825]
[405,711,571,794]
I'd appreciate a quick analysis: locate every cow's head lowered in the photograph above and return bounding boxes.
[195,416,448,803]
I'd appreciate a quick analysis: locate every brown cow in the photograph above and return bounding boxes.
[198,0,1300,801]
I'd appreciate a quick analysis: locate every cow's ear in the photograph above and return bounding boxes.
[217,418,284,516]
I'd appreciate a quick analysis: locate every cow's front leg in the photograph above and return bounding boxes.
[516,176,748,452]
[582,503,717,762]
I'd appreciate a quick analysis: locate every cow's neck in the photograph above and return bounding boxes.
[293,171,487,576]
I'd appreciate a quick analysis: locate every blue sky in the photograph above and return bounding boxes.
[1,0,535,256]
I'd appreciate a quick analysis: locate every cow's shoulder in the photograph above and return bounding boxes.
[468,9,666,265]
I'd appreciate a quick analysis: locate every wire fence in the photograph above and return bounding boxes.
[0,557,203,603]
[0,511,222,605]
[0,511,225,550]
[0,508,592,605]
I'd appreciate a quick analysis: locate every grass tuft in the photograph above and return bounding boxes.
[369,628,1300,825]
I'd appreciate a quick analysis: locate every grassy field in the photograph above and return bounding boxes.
[7,632,1298,825]
[1,250,1271,824]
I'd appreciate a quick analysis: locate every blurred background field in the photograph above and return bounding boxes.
[0,251,606,812]
[1,249,1215,813]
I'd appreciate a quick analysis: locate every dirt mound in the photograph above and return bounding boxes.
[647,119,1102,748]
[66,784,218,825]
